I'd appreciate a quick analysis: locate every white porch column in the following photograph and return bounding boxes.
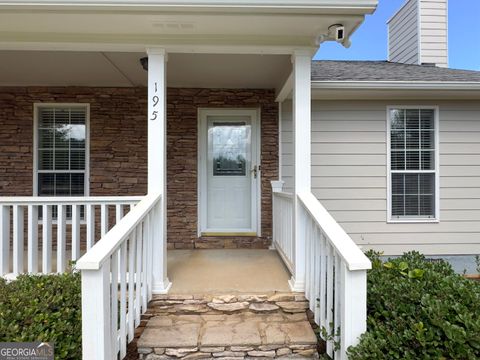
[289,50,313,292]
[147,48,171,294]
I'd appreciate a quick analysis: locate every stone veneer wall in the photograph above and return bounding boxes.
[0,87,278,249]
[167,88,278,249]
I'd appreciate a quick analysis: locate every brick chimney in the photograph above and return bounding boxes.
[388,0,448,68]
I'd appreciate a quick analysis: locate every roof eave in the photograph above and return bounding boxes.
[311,81,480,91]
[0,0,378,14]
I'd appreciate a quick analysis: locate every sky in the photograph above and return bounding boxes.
[315,0,480,71]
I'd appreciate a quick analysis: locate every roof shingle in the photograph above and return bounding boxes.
[311,61,480,82]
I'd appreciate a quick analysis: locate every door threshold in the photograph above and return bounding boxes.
[201,232,257,237]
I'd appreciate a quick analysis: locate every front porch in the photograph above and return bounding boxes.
[0,0,377,357]
[168,249,291,294]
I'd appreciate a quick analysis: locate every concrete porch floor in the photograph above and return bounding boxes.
[167,249,291,294]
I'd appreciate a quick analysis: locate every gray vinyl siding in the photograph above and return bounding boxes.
[388,0,448,68]
[419,0,448,67]
[280,99,480,256]
[388,0,419,65]
[281,100,293,193]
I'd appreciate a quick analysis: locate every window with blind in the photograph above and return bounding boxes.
[388,107,438,220]
[36,106,88,197]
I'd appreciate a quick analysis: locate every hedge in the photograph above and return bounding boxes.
[0,271,82,360]
[348,251,480,360]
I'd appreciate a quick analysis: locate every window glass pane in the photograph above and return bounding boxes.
[391,131,405,149]
[54,150,70,170]
[405,195,419,216]
[212,122,249,177]
[39,108,55,127]
[54,108,70,125]
[406,130,419,149]
[55,173,71,196]
[420,110,434,129]
[38,150,54,171]
[420,195,435,216]
[392,195,404,216]
[38,173,55,196]
[54,125,71,148]
[70,150,85,170]
[392,174,404,194]
[38,129,54,148]
[421,151,435,170]
[390,109,405,129]
[406,109,420,129]
[70,125,86,149]
[420,173,435,195]
[70,108,86,125]
[406,151,420,170]
[391,151,405,170]
[421,130,435,150]
[71,174,85,196]
[404,174,419,195]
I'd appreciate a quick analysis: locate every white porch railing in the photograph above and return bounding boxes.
[299,192,371,360]
[0,196,142,277]
[76,192,161,360]
[272,181,371,359]
[272,191,294,272]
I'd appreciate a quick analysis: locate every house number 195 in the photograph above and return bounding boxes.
[150,82,160,121]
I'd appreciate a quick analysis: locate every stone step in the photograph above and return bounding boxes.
[137,293,319,359]
[145,293,309,316]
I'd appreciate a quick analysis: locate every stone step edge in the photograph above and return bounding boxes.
[147,293,309,315]
[139,344,318,360]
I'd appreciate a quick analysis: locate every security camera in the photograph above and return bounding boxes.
[329,24,345,42]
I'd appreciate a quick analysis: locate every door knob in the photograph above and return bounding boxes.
[251,165,258,179]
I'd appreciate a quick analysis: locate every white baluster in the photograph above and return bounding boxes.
[145,212,153,301]
[42,204,52,274]
[57,204,66,273]
[334,254,342,359]
[86,204,95,250]
[0,205,10,275]
[101,204,109,237]
[27,205,38,273]
[119,241,127,359]
[111,251,119,357]
[116,204,122,225]
[127,231,136,342]
[135,224,142,326]
[72,205,81,261]
[319,233,327,329]
[141,221,148,311]
[326,244,334,357]
[13,205,24,275]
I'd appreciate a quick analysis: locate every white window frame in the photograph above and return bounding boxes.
[386,105,440,223]
[33,103,90,197]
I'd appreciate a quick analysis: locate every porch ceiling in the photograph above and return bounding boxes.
[0,51,291,90]
[0,1,377,52]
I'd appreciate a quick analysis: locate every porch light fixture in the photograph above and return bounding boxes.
[140,57,148,71]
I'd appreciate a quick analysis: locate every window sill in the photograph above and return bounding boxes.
[387,218,439,224]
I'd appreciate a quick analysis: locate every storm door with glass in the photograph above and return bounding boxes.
[199,109,259,235]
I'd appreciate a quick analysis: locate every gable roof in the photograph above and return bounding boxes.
[311,60,480,83]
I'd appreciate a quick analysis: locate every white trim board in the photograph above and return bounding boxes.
[197,108,261,236]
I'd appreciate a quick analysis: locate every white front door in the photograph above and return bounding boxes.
[199,109,260,235]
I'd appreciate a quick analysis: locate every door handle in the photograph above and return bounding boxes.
[251,165,258,179]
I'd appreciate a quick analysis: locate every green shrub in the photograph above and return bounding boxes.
[0,271,81,360]
[348,251,480,360]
